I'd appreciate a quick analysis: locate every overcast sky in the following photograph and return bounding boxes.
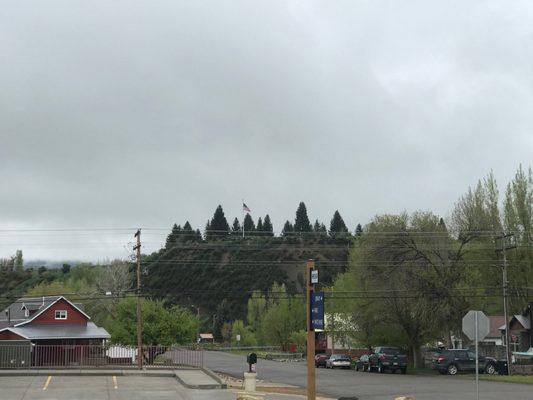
[1,1,532,262]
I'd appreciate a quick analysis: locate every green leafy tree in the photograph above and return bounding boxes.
[231,320,258,347]
[61,264,71,274]
[14,250,23,272]
[294,202,312,233]
[335,212,472,367]
[108,297,198,345]
[329,211,349,238]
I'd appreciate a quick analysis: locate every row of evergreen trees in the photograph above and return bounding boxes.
[165,202,362,247]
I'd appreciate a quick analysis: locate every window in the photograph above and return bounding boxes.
[55,310,67,320]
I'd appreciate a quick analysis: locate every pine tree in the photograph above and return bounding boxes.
[355,223,363,237]
[313,219,321,232]
[207,205,230,239]
[243,213,255,234]
[329,210,349,238]
[231,218,241,235]
[282,220,294,236]
[165,224,181,248]
[294,202,312,233]
[195,229,203,242]
[319,223,327,233]
[263,215,274,236]
[256,217,263,236]
[182,221,195,242]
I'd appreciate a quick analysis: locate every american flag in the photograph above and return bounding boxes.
[243,203,251,213]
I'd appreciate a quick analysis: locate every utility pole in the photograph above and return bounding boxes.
[306,259,316,400]
[496,232,516,376]
[134,229,142,369]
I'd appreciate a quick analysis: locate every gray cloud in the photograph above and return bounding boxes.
[1,1,532,260]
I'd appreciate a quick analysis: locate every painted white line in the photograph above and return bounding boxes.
[43,375,52,391]
[113,375,118,389]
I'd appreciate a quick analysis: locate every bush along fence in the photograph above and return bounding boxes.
[0,344,203,369]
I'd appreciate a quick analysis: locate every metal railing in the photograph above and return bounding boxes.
[0,344,203,369]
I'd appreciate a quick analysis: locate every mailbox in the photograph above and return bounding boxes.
[247,352,257,372]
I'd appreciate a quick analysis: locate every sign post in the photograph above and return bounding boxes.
[306,260,316,400]
[462,310,490,400]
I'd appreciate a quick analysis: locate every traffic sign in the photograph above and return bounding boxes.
[311,270,319,284]
[310,291,324,330]
[462,310,490,341]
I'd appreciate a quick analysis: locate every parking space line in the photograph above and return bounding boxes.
[113,375,118,389]
[43,375,52,390]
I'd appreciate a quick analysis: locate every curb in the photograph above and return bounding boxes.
[173,367,227,389]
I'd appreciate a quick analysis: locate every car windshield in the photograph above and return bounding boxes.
[332,355,349,360]
[380,348,400,355]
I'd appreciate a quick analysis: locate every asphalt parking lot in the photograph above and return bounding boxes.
[0,375,233,400]
[205,351,533,400]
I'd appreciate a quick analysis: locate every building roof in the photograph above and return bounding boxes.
[0,322,110,340]
[0,296,90,328]
[487,316,506,338]
[499,314,531,331]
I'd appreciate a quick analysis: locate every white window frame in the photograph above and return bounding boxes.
[55,310,67,320]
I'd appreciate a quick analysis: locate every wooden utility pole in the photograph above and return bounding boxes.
[306,259,316,400]
[496,233,516,376]
[134,229,142,369]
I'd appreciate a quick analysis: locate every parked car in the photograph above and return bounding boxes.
[355,354,370,372]
[431,349,497,375]
[368,347,407,374]
[326,354,352,369]
[314,354,329,368]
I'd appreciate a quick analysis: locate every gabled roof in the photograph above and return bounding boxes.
[14,296,91,327]
[499,315,530,331]
[0,296,91,328]
[0,322,110,340]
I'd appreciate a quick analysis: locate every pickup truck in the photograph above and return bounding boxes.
[368,347,408,374]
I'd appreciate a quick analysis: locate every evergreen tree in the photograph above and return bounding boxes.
[195,229,203,242]
[256,217,263,236]
[282,220,294,236]
[207,205,230,239]
[263,215,274,236]
[182,221,196,242]
[294,202,312,233]
[231,218,241,235]
[165,224,181,248]
[329,210,349,238]
[243,213,256,234]
[313,219,321,232]
[14,250,23,272]
[355,223,363,237]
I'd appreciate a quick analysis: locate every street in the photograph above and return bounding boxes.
[204,351,533,400]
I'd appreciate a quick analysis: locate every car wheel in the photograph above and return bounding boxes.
[447,364,458,375]
[485,363,496,375]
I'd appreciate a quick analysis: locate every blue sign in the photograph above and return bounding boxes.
[311,291,325,331]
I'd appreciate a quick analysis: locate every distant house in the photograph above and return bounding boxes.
[482,316,506,346]
[499,303,533,352]
[0,296,110,345]
[198,333,214,343]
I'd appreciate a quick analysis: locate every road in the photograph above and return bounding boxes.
[204,351,533,400]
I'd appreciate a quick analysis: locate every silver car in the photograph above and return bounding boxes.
[326,354,352,369]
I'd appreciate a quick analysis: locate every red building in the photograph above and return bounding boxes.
[0,295,110,345]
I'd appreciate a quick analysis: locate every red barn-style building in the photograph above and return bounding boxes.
[0,296,110,345]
